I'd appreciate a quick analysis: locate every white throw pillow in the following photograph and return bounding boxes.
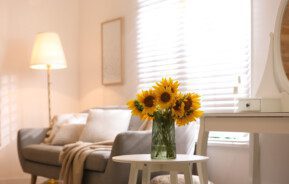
[51,124,85,145]
[79,109,131,142]
[43,113,88,144]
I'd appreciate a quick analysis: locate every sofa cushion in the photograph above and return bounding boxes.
[23,144,110,172]
[23,144,62,166]
[79,109,131,142]
[81,106,143,131]
[127,115,143,131]
[44,113,88,144]
[51,124,85,145]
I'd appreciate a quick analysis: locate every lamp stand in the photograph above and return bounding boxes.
[47,65,57,184]
[47,65,52,126]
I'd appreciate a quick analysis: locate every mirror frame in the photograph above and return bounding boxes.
[274,0,289,93]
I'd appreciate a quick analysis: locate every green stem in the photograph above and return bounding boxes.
[151,110,176,159]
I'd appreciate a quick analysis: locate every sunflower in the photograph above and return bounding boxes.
[172,93,185,117]
[183,93,202,112]
[137,90,157,115]
[154,78,179,94]
[127,100,143,118]
[172,101,185,118]
[176,109,203,126]
[154,86,176,109]
[193,109,204,118]
[190,93,201,110]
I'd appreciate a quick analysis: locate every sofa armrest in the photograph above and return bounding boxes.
[110,130,152,157]
[17,128,48,169]
[18,128,48,147]
[102,131,152,183]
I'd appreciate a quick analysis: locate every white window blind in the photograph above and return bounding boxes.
[137,0,186,89]
[137,0,251,141]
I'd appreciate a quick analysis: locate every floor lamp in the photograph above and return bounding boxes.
[30,32,67,126]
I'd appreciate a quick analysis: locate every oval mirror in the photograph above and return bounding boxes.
[281,2,289,80]
[274,0,289,93]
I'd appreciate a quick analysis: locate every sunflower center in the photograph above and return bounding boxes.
[144,96,155,107]
[161,92,171,103]
[184,98,192,111]
[173,102,181,111]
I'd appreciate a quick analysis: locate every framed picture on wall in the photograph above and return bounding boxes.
[101,17,124,85]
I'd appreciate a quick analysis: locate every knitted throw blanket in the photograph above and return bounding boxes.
[59,140,113,184]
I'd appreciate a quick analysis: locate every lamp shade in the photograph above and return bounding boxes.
[30,32,67,70]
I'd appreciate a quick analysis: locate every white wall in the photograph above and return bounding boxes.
[260,134,289,184]
[0,0,80,181]
[79,0,139,110]
[207,144,250,184]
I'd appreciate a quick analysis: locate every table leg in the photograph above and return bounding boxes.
[197,162,209,184]
[249,133,260,184]
[197,117,209,184]
[170,171,178,184]
[184,163,193,184]
[128,163,138,184]
[142,163,151,184]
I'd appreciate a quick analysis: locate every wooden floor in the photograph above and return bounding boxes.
[37,178,62,184]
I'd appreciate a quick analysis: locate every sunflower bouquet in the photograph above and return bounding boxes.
[127,78,203,126]
[127,78,203,159]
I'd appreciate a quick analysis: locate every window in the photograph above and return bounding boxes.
[137,0,251,142]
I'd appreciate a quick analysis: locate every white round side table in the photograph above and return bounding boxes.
[112,154,209,184]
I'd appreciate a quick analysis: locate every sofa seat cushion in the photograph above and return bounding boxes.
[23,144,111,172]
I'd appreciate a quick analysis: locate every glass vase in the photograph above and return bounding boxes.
[151,112,176,159]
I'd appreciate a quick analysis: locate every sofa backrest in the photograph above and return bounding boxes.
[84,106,196,154]
[175,123,196,155]
[82,106,143,131]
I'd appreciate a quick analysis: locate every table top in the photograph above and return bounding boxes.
[112,154,209,164]
[204,112,289,117]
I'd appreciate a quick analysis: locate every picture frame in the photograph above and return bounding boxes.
[101,17,124,85]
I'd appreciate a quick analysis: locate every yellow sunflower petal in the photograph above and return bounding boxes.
[153,78,179,94]
[193,110,204,118]
[127,100,143,118]
[137,90,157,115]
[192,102,201,110]
[183,93,202,112]
[154,86,176,109]
[171,92,183,118]
[191,93,201,99]
[142,113,154,121]
[176,112,196,126]
[172,102,185,118]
